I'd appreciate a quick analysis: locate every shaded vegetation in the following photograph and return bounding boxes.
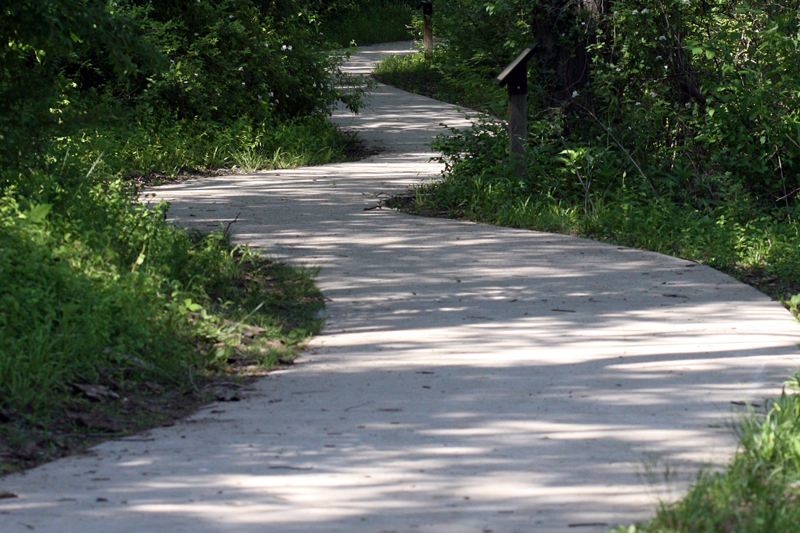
[613,383,800,533]
[377,0,800,529]
[320,0,416,47]
[0,0,393,468]
[378,0,800,304]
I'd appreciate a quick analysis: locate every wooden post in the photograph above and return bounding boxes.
[508,93,527,158]
[419,1,433,54]
[495,47,536,178]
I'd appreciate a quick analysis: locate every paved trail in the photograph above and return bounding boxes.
[3,42,800,533]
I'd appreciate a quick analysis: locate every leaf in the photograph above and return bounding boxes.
[20,203,52,223]
[183,299,203,312]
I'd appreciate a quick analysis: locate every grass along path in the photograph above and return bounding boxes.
[375,49,800,532]
[0,43,799,533]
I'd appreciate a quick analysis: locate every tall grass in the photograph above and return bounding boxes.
[0,108,345,419]
[614,388,800,533]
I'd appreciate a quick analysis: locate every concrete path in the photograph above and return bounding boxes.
[3,41,800,533]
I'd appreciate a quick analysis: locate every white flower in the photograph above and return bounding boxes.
[229,15,234,19]
[313,82,317,88]
[656,55,662,60]
[681,0,690,4]
[288,45,292,51]
[616,67,621,72]
[632,9,638,14]
[264,43,269,48]
[635,101,641,106]
[581,21,586,25]
[641,8,648,13]
[238,66,244,71]
[242,82,246,85]
[659,35,667,41]
[194,33,199,37]
[258,95,262,99]
[194,73,198,77]
[281,45,287,51]
[572,90,579,98]
[664,64,668,69]
[650,91,656,97]
[685,102,691,108]
[614,10,618,15]
[269,92,274,97]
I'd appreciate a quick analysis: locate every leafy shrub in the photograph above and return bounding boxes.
[397,0,800,208]
[0,1,346,419]
[319,0,415,47]
[0,0,366,167]
[378,0,800,295]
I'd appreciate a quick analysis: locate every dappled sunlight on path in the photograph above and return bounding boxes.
[2,41,799,533]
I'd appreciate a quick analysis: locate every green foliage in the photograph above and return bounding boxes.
[0,149,326,415]
[0,0,349,421]
[613,391,800,532]
[374,50,505,112]
[419,117,800,289]
[320,0,415,47]
[383,0,800,207]
[377,0,800,295]
[1,168,200,412]
[587,0,800,207]
[0,0,366,166]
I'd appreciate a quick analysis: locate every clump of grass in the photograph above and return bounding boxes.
[0,167,325,470]
[611,387,800,533]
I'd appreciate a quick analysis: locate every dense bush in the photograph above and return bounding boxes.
[319,0,415,47]
[424,0,800,208]
[0,1,356,417]
[0,1,368,165]
[379,0,800,295]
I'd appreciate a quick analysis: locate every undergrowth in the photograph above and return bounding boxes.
[377,0,800,528]
[0,144,327,470]
[0,0,367,470]
[613,382,800,533]
[319,0,415,48]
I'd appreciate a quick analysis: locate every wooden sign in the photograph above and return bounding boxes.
[495,47,536,176]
